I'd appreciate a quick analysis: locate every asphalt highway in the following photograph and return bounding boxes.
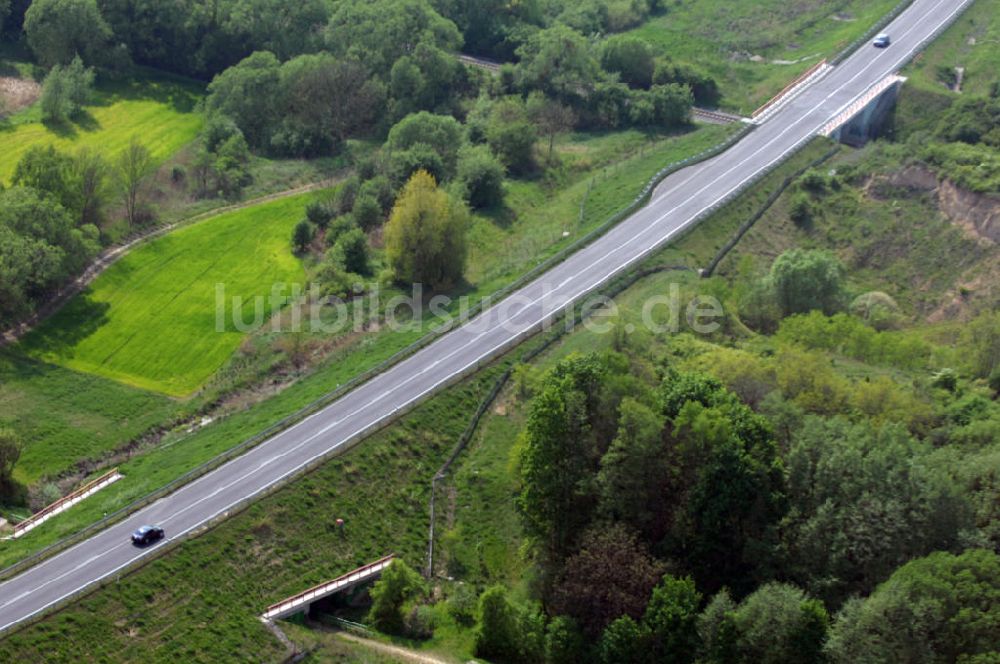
[0,0,975,637]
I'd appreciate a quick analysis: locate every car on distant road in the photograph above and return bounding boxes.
[873,33,891,48]
[131,525,164,546]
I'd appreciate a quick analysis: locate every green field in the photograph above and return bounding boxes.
[624,0,900,113]
[0,350,178,485]
[0,73,203,183]
[18,193,314,396]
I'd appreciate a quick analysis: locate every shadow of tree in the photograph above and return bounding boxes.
[17,292,112,359]
[70,108,101,132]
[91,69,204,114]
[39,117,79,139]
[479,203,517,230]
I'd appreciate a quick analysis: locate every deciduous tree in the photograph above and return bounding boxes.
[551,524,665,638]
[600,35,654,89]
[0,429,23,503]
[474,585,520,661]
[383,170,468,289]
[825,550,1000,663]
[770,248,846,316]
[115,137,154,229]
[456,145,505,210]
[24,0,111,66]
[368,559,424,635]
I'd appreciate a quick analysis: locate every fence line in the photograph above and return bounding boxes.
[702,146,841,277]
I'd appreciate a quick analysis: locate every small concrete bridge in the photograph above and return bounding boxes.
[261,554,395,622]
[820,73,907,146]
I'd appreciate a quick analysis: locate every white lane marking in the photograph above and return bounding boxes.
[0,0,970,634]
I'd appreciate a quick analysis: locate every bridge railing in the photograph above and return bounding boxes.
[12,469,121,539]
[262,554,395,620]
[751,59,828,121]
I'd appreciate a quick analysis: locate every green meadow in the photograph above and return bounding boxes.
[0,73,203,183]
[18,193,314,397]
[0,350,177,485]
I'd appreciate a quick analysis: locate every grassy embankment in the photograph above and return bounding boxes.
[624,0,900,113]
[6,129,993,661]
[0,363,508,663]
[903,0,1000,97]
[0,123,733,565]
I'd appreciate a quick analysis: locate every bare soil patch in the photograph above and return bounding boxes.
[0,76,41,114]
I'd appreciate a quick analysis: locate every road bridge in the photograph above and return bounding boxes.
[261,554,395,622]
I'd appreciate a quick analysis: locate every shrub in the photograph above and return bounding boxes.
[600,35,655,89]
[332,175,359,215]
[325,216,358,247]
[931,368,958,392]
[474,586,519,660]
[305,200,334,229]
[389,143,446,188]
[447,585,477,627]
[367,559,425,635]
[40,56,94,122]
[331,227,370,275]
[456,145,506,209]
[358,175,394,213]
[291,219,314,253]
[0,430,24,505]
[770,249,846,316]
[404,605,435,640]
[788,193,814,228]
[850,291,901,331]
[798,170,827,193]
[351,193,382,231]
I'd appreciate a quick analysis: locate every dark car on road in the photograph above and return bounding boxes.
[131,525,165,546]
[873,33,891,48]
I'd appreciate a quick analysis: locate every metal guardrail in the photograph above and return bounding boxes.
[752,59,829,120]
[831,0,919,65]
[12,469,122,539]
[263,554,394,620]
[692,108,746,125]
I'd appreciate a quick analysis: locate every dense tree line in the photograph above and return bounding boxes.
[455,329,1000,662]
[440,241,1000,662]
[11,0,700,165]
